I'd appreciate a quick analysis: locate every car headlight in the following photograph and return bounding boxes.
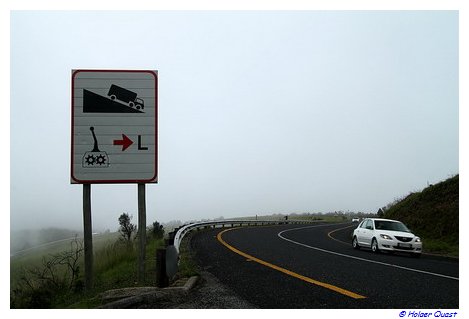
[415,237,421,243]
[380,234,392,240]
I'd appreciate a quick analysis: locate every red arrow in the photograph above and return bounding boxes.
[113,134,133,151]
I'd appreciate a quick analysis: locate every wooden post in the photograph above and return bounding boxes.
[156,248,168,287]
[83,184,93,291]
[138,183,146,283]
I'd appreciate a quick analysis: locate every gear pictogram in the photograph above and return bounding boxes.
[85,154,95,165]
[96,154,107,165]
[82,127,110,168]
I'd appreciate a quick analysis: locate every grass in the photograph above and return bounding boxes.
[177,233,200,278]
[289,214,347,223]
[422,239,459,257]
[234,213,350,223]
[11,232,166,309]
[10,232,120,292]
[383,175,459,257]
[13,175,459,308]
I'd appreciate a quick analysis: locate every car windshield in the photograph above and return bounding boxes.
[374,220,410,232]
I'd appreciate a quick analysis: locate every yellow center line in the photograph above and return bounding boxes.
[217,228,366,300]
[327,224,357,246]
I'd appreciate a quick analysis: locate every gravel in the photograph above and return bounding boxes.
[168,271,256,309]
[99,271,255,309]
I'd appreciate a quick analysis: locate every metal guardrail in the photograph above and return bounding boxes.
[156,218,321,287]
[173,219,318,253]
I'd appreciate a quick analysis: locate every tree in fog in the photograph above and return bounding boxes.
[149,221,164,239]
[118,213,136,242]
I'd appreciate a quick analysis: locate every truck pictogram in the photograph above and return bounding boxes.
[108,84,145,110]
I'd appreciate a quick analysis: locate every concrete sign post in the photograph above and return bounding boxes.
[71,70,158,288]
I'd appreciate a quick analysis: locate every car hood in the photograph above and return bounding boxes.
[376,230,416,238]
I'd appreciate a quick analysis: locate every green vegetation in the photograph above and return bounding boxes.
[12,175,459,308]
[239,212,376,224]
[118,212,137,242]
[383,175,458,257]
[11,221,167,309]
[177,234,200,278]
[11,228,82,255]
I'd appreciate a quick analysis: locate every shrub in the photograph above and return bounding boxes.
[11,238,84,308]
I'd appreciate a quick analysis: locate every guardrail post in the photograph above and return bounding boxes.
[168,231,175,246]
[156,248,169,288]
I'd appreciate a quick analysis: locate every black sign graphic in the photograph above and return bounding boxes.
[83,84,144,113]
[82,127,110,168]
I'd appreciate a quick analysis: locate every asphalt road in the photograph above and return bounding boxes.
[190,223,459,309]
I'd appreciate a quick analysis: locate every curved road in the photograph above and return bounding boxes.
[190,223,458,308]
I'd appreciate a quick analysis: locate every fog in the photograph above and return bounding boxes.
[10,11,459,234]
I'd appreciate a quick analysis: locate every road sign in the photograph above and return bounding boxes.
[71,69,158,183]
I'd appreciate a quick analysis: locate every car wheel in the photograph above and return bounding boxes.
[352,236,360,250]
[371,238,380,253]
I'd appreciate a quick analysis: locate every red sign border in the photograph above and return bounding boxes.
[71,69,158,184]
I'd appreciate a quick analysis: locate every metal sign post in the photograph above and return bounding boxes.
[82,184,93,290]
[71,70,158,288]
[138,183,146,282]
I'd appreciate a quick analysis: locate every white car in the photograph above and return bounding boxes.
[352,218,422,257]
[352,217,360,223]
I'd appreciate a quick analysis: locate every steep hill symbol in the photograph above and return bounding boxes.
[83,85,144,113]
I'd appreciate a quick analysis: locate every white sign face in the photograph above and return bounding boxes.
[71,70,157,184]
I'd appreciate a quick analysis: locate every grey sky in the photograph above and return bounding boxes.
[10,11,458,232]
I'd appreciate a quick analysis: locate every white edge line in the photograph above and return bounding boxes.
[278,225,459,281]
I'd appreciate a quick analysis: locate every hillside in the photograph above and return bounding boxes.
[10,228,82,254]
[383,174,458,256]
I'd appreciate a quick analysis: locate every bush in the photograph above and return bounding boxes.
[148,221,165,240]
[118,213,136,243]
[11,238,84,308]
[383,175,459,256]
